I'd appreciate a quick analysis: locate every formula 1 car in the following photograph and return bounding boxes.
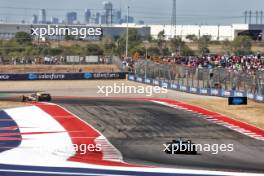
[22,92,52,102]
[164,138,198,155]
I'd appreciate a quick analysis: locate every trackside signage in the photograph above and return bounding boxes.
[28,73,66,80]
[0,75,10,80]
[93,73,124,79]
[228,97,248,105]
[0,72,126,81]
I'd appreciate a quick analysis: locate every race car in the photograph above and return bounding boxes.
[22,92,52,102]
[164,138,198,155]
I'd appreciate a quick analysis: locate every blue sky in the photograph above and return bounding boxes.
[0,0,263,24]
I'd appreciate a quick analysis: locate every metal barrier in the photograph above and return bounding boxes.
[132,59,264,102]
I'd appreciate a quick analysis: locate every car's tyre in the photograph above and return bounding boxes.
[22,96,27,102]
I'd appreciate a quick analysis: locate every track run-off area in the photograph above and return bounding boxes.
[0,96,264,176]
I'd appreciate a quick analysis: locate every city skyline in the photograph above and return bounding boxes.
[1,0,264,25]
[29,1,136,25]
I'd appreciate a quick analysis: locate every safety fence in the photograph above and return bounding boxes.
[131,60,264,103]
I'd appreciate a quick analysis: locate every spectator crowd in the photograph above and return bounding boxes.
[158,54,264,74]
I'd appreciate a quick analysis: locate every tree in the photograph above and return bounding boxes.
[128,29,142,45]
[170,37,194,56]
[49,48,63,56]
[8,51,23,59]
[41,47,50,56]
[198,35,211,54]
[65,33,75,41]
[115,37,126,56]
[23,46,33,56]
[115,28,143,56]
[157,30,167,55]
[147,47,160,56]
[102,37,116,55]
[222,39,232,54]
[2,40,21,56]
[170,37,184,53]
[14,32,32,45]
[162,48,171,56]
[0,40,3,56]
[186,34,198,42]
[231,36,252,55]
[129,45,145,56]
[85,44,104,55]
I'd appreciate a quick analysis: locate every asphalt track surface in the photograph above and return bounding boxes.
[1,96,264,173]
[49,97,264,173]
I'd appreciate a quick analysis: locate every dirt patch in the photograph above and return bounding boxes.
[0,101,26,110]
[0,64,120,73]
[178,98,264,129]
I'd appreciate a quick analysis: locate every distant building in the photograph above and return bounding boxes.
[84,9,91,24]
[100,14,107,24]
[138,20,145,25]
[32,14,38,24]
[102,1,113,24]
[39,9,47,24]
[95,12,100,24]
[88,15,96,24]
[122,16,134,23]
[78,1,134,25]
[66,12,77,24]
[51,17,59,24]
[113,10,122,24]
